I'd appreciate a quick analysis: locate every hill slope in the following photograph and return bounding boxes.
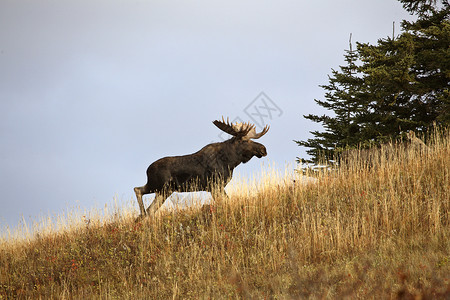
[1,130,449,299]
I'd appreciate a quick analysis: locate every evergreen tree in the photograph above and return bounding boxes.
[399,0,450,125]
[357,33,418,139]
[296,37,365,163]
[296,0,449,164]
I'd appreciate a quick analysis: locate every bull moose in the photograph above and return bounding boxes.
[134,117,269,218]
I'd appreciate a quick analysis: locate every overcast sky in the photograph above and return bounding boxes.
[0,0,415,230]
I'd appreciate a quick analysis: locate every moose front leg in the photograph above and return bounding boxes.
[217,186,229,199]
[145,192,171,216]
[209,184,229,203]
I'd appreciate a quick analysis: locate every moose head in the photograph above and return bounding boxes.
[213,116,269,163]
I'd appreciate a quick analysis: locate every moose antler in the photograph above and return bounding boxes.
[213,116,254,137]
[243,124,270,140]
[213,116,269,140]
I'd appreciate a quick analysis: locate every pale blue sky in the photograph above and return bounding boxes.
[0,0,414,229]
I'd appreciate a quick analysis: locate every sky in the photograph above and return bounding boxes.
[0,0,415,230]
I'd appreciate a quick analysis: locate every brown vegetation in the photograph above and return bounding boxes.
[1,129,449,299]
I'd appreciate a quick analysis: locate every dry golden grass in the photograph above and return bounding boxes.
[1,129,449,299]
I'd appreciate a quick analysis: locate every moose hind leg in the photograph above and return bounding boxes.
[134,185,150,216]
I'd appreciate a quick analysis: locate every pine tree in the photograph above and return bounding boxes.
[399,0,450,125]
[296,0,449,164]
[357,33,417,139]
[358,0,449,134]
[296,37,365,163]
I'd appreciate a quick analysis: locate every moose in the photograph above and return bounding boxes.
[134,117,269,218]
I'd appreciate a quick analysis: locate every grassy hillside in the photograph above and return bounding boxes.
[1,130,449,299]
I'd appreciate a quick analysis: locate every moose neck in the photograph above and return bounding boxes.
[218,138,247,170]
